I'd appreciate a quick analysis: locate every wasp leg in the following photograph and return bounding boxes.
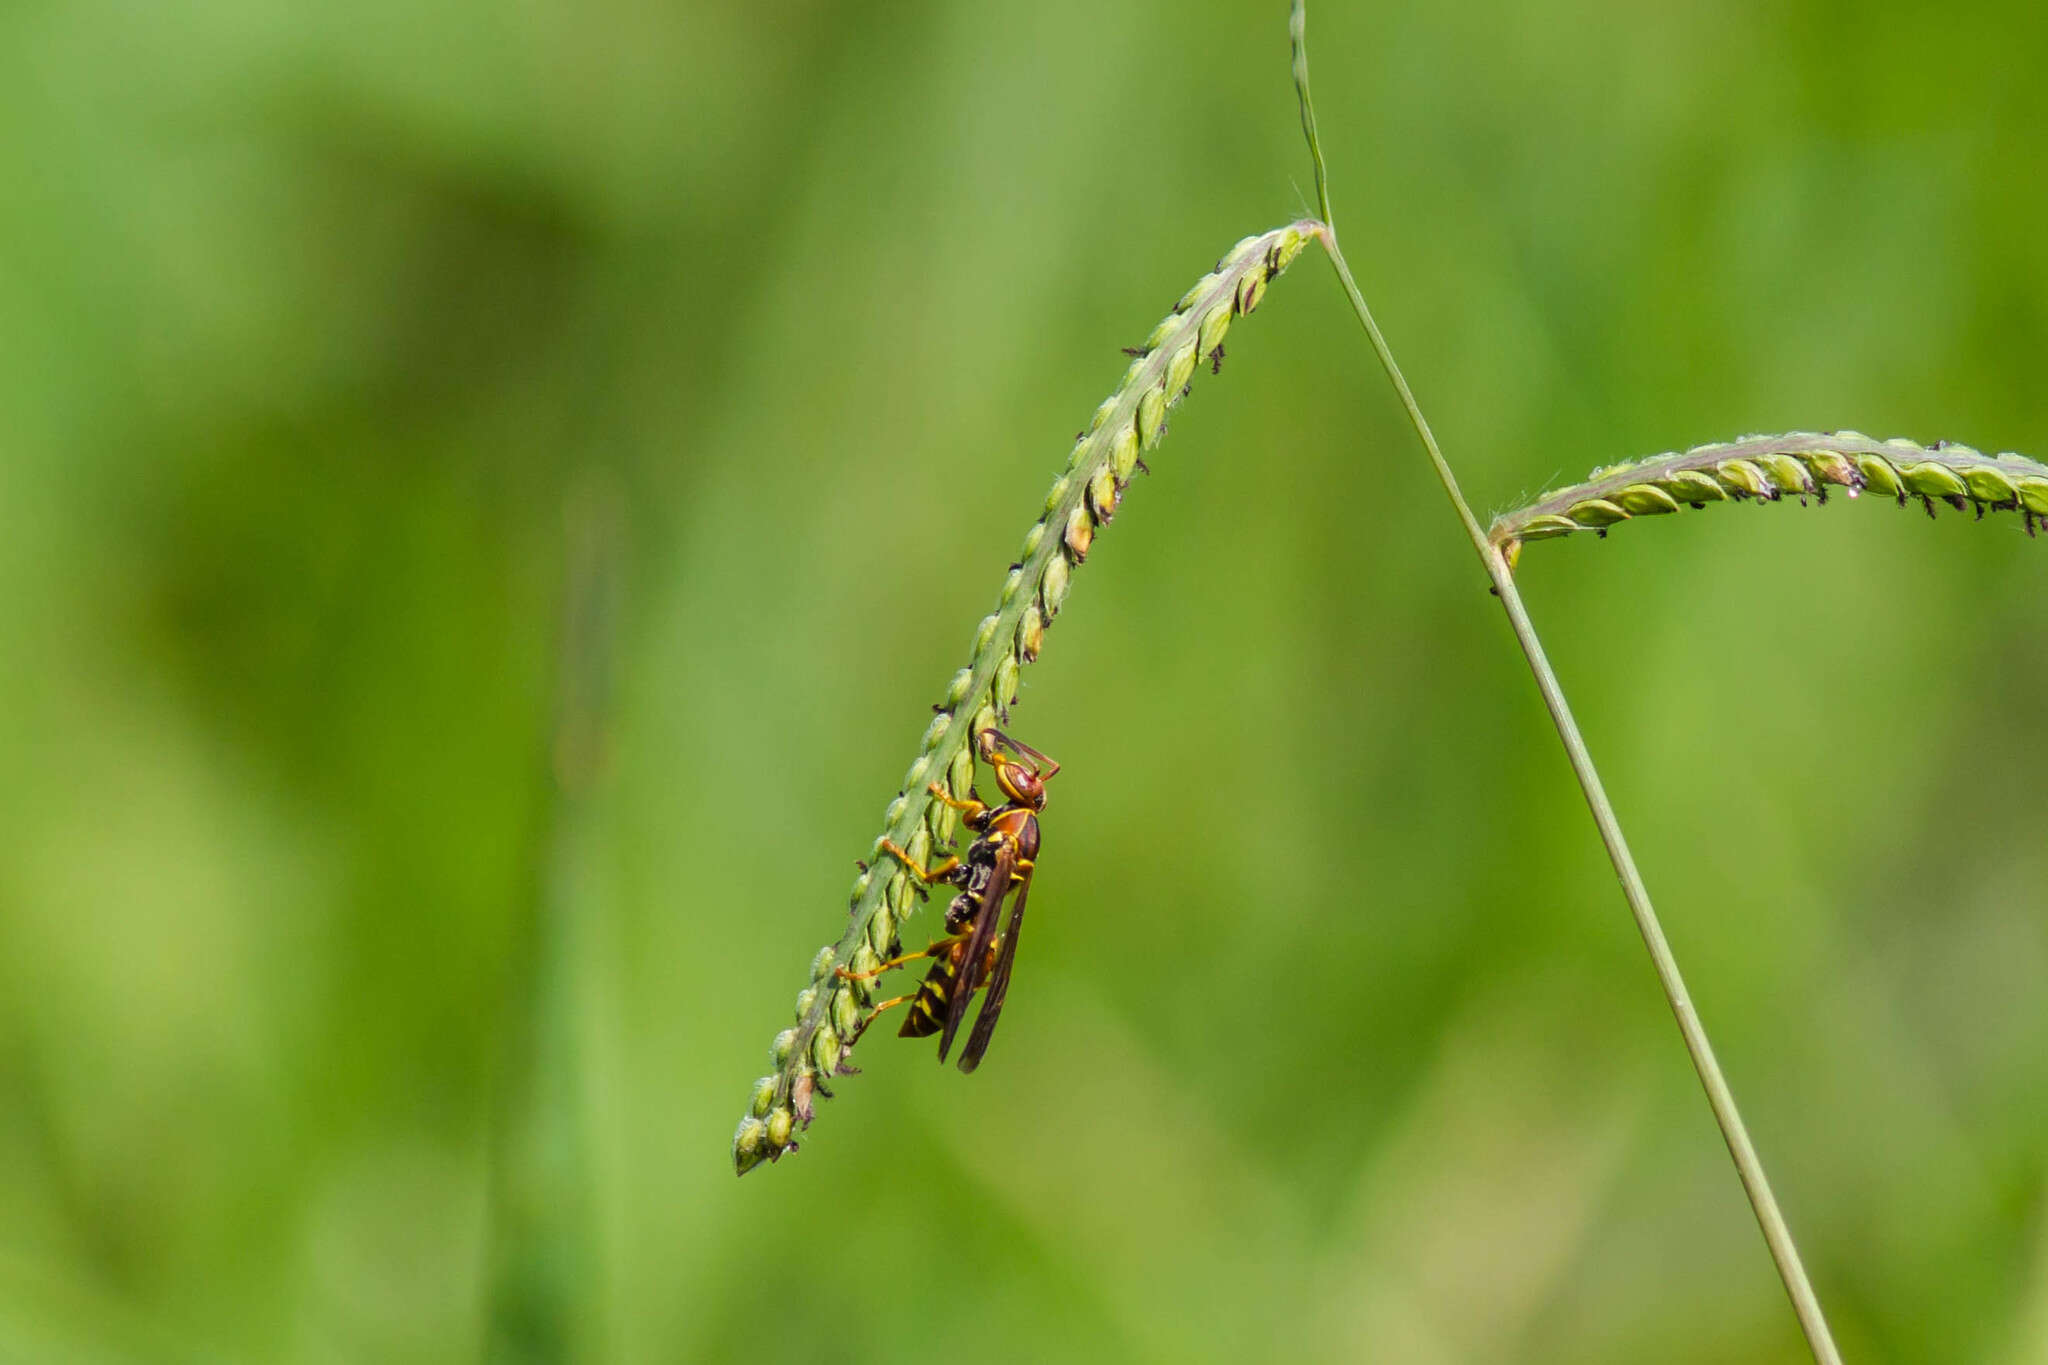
[925,782,989,820]
[876,838,962,885]
[836,943,936,983]
[835,992,919,1072]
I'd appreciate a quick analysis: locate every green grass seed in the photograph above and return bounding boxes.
[1491,433,2048,565]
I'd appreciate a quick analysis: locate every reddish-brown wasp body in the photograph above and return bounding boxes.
[838,727,1057,1072]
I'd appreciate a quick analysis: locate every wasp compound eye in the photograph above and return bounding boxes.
[1001,765,1043,806]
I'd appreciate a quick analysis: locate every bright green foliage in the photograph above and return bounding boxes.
[5,1,2046,1360]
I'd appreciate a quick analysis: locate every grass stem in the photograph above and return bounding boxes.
[1316,225,1843,1365]
[1290,4,1839,1355]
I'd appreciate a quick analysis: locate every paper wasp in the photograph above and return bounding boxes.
[837,727,1057,1072]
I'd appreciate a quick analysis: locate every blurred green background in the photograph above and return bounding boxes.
[3,0,2045,1360]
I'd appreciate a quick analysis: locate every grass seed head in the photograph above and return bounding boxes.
[734,220,1322,1173]
[1492,433,2048,561]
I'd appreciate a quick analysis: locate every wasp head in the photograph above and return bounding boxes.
[976,726,1058,809]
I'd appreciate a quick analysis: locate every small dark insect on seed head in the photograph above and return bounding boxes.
[1121,346,1146,357]
[1595,528,1609,539]
[1688,502,1706,510]
[1815,486,1829,505]
[1177,383,1192,400]
[1976,502,1987,521]
[854,859,869,873]
[1487,584,1500,597]
[931,703,946,714]
[1210,344,1226,374]
[1074,430,1087,442]
[1008,561,1022,572]
[1944,494,1968,512]
[1134,456,1151,475]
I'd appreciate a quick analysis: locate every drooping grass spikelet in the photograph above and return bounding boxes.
[733,219,1325,1175]
[1490,433,2048,567]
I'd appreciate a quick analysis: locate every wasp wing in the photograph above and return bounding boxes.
[956,863,1029,1073]
[936,839,1013,1064]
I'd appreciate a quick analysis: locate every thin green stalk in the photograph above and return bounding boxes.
[1321,229,1844,1365]
[1290,0,1333,229]
[1478,533,1839,1363]
[483,480,617,1362]
[1290,4,1841,1360]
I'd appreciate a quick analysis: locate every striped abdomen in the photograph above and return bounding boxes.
[898,936,997,1038]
